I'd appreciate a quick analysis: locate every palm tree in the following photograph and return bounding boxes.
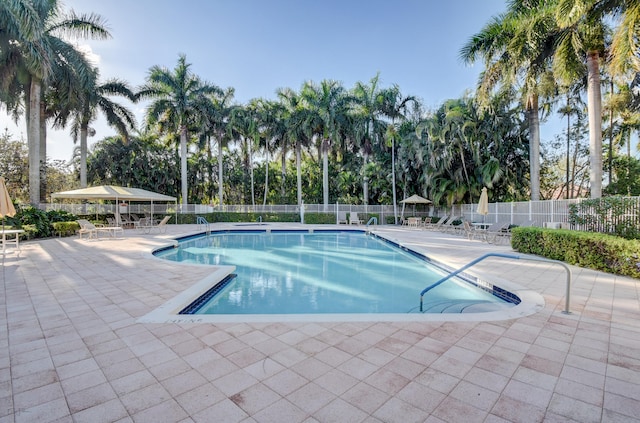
[197,87,235,206]
[608,0,640,77]
[460,0,558,201]
[69,73,137,187]
[555,0,609,198]
[351,74,388,205]
[277,87,314,206]
[301,80,349,210]
[229,103,261,205]
[255,99,285,205]
[380,85,416,223]
[139,54,222,205]
[0,0,110,204]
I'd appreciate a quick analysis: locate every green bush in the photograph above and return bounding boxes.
[19,224,38,240]
[52,221,80,237]
[18,206,52,238]
[46,210,78,223]
[511,227,640,278]
[175,212,300,224]
[303,213,337,224]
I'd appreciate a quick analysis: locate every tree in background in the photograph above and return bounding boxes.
[138,54,223,205]
[0,0,110,205]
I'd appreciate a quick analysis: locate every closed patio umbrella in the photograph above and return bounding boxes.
[0,176,16,226]
[477,187,489,221]
[1,177,17,272]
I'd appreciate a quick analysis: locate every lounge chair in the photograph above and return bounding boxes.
[423,215,448,230]
[459,220,479,240]
[337,211,348,224]
[77,219,124,239]
[349,213,363,225]
[438,215,461,233]
[119,214,135,229]
[77,219,98,239]
[137,215,171,234]
[480,222,511,244]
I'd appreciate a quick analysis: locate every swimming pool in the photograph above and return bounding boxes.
[153,230,519,316]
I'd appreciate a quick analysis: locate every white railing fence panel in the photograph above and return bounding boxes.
[42,196,640,233]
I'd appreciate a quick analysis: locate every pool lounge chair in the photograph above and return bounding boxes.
[337,211,348,224]
[349,213,363,225]
[423,215,448,230]
[480,222,511,244]
[77,219,124,239]
[438,215,461,233]
[137,215,171,234]
[459,220,479,240]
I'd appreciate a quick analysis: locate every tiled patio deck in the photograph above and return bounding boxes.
[1,224,638,423]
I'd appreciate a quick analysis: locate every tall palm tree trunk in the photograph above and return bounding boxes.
[180,125,188,205]
[28,79,41,206]
[391,137,398,224]
[296,141,302,206]
[218,137,224,206]
[322,138,329,211]
[263,146,269,206]
[587,51,603,198]
[39,100,47,202]
[80,125,89,187]
[249,140,255,206]
[528,95,541,201]
[281,146,287,202]
[363,152,369,206]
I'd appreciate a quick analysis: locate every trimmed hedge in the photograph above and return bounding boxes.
[52,221,80,237]
[511,227,640,278]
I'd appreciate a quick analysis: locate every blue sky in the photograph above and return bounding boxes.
[4,0,535,160]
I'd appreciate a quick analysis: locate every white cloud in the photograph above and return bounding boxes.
[74,43,101,67]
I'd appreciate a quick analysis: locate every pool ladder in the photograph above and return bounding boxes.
[196,216,210,233]
[419,252,572,314]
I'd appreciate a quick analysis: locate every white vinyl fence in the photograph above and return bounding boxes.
[44,197,640,232]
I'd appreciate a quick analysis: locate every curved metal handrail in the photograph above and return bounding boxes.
[196,216,210,233]
[419,252,572,314]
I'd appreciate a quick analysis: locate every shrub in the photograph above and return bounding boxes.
[52,221,80,237]
[511,227,640,278]
[47,210,78,223]
[18,206,52,238]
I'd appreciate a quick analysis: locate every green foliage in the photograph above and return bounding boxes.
[4,207,78,239]
[303,213,338,224]
[52,221,80,237]
[511,227,640,278]
[20,225,38,240]
[604,156,640,196]
[88,136,181,199]
[17,207,52,238]
[175,213,300,224]
[46,210,78,222]
[0,131,77,203]
[568,197,640,239]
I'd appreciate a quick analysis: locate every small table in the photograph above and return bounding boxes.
[471,222,491,230]
[1,229,24,254]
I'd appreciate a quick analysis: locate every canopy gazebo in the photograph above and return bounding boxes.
[51,185,177,224]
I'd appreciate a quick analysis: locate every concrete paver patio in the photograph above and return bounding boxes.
[1,223,638,422]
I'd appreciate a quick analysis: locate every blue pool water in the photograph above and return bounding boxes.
[154,230,518,314]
